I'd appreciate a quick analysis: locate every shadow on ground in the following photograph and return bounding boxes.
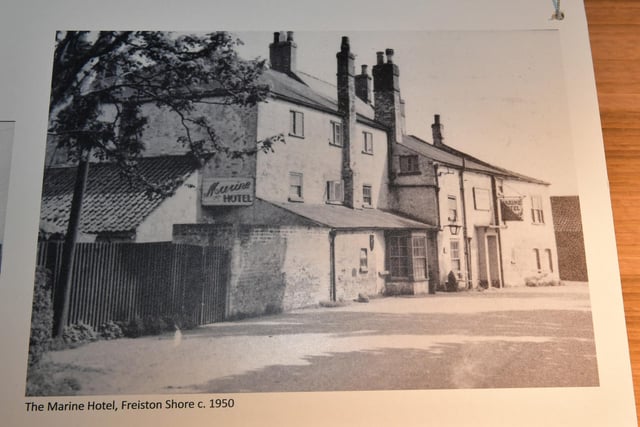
[185,309,596,341]
[187,337,598,392]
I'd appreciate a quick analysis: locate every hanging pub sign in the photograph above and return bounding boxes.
[500,197,524,221]
[201,177,254,206]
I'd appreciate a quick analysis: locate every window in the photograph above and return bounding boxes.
[388,232,428,280]
[399,155,420,174]
[533,248,541,271]
[450,240,461,271]
[473,187,491,211]
[289,172,303,201]
[545,249,553,272]
[388,235,410,278]
[362,185,372,207]
[290,110,304,137]
[326,180,344,203]
[330,121,342,147]
[360,248,368,273]
[363,131,373,154]
[531,195,544,224]
[412,236,427,279]
[447,195,458,222]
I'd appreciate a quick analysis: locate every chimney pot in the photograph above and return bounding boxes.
[385,48,394,63]
[376,51,384,65]
[341,36,350,52]
[434,114,440,124]
[361,64,368,75]
[273,32,280,43]
[287,31,294,41]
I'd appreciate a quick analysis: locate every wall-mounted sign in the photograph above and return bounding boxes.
[500,197,524,221]
[201,178,254,206]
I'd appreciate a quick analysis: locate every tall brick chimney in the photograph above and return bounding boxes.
[372,48,405,144]
[355,65,373,104]
[269,31,297,74]
[432,114,445,147]
[337,36,362,209]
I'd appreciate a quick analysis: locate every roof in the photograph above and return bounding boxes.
[400,134,549,185]
[267,200,434,230]
[40,156,198,236]
[261,69,385,130]
[550,196,584,232]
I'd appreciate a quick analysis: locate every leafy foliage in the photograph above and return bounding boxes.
[49,31,281,195]
[28,267,54,366]
[62,321,98,345]
[98,320,124,340]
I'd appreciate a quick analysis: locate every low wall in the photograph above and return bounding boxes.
[174,224,331,318]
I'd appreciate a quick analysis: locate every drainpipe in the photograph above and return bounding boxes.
[433,163,442,230]
[459,158,472,289]
[329,229,337,301]
[433,163,442,294]
[491,176,505,288]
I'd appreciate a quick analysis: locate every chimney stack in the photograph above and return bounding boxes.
[336,36,361,209]
[355,65,373,104]
[432,114,444,147]
[269,31,297,75]
[372,47,404,143]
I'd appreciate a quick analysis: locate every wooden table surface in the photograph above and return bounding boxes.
[585,0,640,423]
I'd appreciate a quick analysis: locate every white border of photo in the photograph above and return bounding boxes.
[0,1,634,425]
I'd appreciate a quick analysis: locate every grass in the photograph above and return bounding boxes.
[26,362,82,396]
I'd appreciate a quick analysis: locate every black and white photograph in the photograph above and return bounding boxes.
[1,1,637,426]
[25,29,597,396]
[0,121,15,270]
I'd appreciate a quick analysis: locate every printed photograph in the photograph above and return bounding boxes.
[0,121,15,271]
[26,30,596,396]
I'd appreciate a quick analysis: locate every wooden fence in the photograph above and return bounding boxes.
[37,241,229,328]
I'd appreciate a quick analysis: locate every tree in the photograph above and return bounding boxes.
[47,31,280,336]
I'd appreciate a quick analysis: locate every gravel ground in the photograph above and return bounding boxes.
[42,283,598,395]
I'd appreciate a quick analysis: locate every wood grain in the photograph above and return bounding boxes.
[585,0,640,423]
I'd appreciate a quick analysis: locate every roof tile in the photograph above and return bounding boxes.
[40,156,197,236]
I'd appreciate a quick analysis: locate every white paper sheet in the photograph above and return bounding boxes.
[0,1,636,425]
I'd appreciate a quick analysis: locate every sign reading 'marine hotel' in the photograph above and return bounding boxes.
[202,178,254,206]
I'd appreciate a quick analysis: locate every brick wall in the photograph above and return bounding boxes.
[388,143,439,225]
[555,231,588,282]
[550,196,588,282]
[173,223,331,317]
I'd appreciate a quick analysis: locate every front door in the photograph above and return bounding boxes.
[485,234,501,288]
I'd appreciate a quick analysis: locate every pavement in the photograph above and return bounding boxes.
[43,282,598,395]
